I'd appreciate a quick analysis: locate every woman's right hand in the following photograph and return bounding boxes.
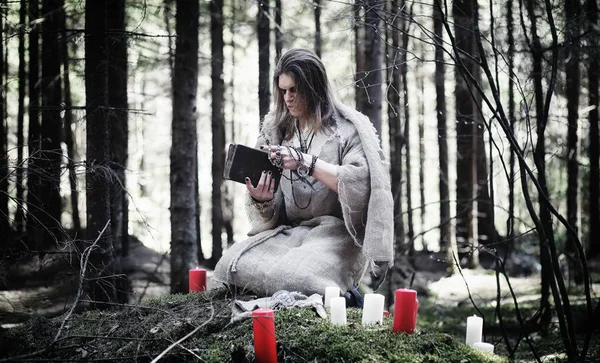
[246,171,275,202]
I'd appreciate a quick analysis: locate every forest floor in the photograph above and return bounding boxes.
[1,239,599,362]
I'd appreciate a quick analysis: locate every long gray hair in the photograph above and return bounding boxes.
[271,48,338,141]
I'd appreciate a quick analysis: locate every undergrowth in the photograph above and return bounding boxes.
[0,288,507,362]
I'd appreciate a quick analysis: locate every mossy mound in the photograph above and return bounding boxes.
[0,288,505,362]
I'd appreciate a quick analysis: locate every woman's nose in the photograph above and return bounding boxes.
[284,92,292,103]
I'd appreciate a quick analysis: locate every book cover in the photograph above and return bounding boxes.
[223,144,282,191]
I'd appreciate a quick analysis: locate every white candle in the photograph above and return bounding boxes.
[329,297,347,326]
[465,315,483,346]
[473,342,494,353]
[361,293,385,325]
[324,286,340,308]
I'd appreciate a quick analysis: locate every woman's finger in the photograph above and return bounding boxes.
[269,176,275,193]
[262,172,273,193]
[256,171,268,192]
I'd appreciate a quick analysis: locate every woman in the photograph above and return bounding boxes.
[214,49,393,302]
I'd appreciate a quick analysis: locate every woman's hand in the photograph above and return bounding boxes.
[246,171,276,202]
[262,145,302,170]
[262,144,339,192]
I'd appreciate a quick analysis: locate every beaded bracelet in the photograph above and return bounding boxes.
[308,155,318,176]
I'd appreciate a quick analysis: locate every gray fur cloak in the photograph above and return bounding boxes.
[213,101,394,296]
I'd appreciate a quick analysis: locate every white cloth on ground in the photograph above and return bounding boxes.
[231,290,327,322]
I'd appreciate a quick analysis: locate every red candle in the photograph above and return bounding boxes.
[188,267,206,292]
[252,308,277,363]
[393,288,418,334]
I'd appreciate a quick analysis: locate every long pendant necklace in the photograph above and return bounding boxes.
[297,120,315,153]
[292,120,315,209]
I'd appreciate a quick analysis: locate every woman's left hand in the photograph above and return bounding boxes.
[262,145,304,171]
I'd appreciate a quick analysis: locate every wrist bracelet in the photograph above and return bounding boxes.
[308,155,318,176]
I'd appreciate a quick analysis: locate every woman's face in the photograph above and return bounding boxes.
[278,73,305,121]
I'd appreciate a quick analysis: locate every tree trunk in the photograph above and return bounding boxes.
[257,0,270,125]
[223,0,237,248]
[388,0,406,272]
[362,0,383,137]
[275,0,283,63]
[506,0,516,251]
[388,0,405,258]
[138,78,148,198]
[588,0,600,258]
[526,0,579,355]
[170,0,200,294]
[107,0,129,303]
[0,0,7,240]
[85,0,116,307]
[210,0,225,267]
[453,0,479,268]
[27,0,42,248]
[61,2,81,238]
[314,0,321,58]
[15,0,26,234]
[565,0,582,282]
[354,2,366,112]
[418,45,426,253]
[433,1,454,272]
[195,124,202,263]
[39,0,64,249]
[163,0,175,72]
[400,0,414,252]
[524,0,556,335]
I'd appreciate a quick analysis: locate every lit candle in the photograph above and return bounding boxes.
[324,286,340,308]
[329,297,347,326]
[361,293,385,325]
[465,315,483,346]
[473,342,494,353]
[392,288,418,334]
[188,267,207,292]
[252,308,277,363]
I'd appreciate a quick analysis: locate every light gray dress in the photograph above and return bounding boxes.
[213,116,371,296]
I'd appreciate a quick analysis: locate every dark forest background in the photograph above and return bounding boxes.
[0,0,599,361]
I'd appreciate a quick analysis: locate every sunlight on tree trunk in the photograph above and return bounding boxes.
[61,8,81,236]
[587,0,600,258]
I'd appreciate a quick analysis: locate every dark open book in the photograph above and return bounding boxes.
[223,144,282,192]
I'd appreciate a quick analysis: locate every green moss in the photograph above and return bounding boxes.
[273,308,504,363]
[2,288,595,362]
[416,295,600,362]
